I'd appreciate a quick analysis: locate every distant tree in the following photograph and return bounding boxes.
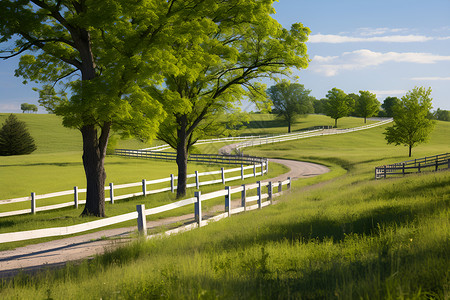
[381,96,401,117]
[20,103,37,113]
[347,93,359,117]
[433,108,450,121]
[267,81,314,133]
[384,87,435,157]
[325,88,355,128]
[0,114,37,155]
[354,91,380,123]
[313,98,328,114]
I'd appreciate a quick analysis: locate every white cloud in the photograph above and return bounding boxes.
[411,76,450,81]
[355,27,408,36]
[310,50,450,76]
[309,34,436,43]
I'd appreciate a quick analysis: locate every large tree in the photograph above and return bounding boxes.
[0,1,205,216]
[267,81,314,133]
[384,87,435,157]
[354,90,380,123]
[325,88,354,128]
[150,1,310,197]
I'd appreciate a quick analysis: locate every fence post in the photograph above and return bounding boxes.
[402,163,405,175]
[241,184,246,211]
[136,204,147,236]
[384,165,387,178]
[221,167,225,184]
[257,181,262,209]
[195,191,202,227]
[74,186,78,209]
[418,163,421,173]
[241,164,244,180]
[31,192,36,215]
[109,183,114,204]
[268,181,273,204]
[260,162,264,176]
[225,186,231,217]
[448,159,450,169]
[287,177,291,190]
[195,171,200,189]
[142,179,147,197]
[278,181,282,193]
[266,159,269,174]
[253,164,256,177]
[170,174,175,193]
[435,159,439,171]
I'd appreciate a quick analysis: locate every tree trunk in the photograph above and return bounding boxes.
[176,122,189,198]
[364,117,367,123]
[288,122,291,133]
[80,123,110,217]
[334,118,338,128]
[409,145,412,157]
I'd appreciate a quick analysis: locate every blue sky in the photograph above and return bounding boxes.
[0,0,449,113]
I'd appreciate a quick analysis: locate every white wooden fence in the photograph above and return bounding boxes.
[0,162,268,218]
[234,119,393,151]
[0,177,291,244]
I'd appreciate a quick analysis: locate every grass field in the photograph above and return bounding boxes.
[0,114,448,299]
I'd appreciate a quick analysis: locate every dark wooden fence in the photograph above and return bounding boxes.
[115,149,267,165]
[375,153,450,179]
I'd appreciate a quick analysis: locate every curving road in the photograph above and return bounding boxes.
[0,155,329,279]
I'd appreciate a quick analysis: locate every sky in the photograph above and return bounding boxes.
[0,0,449,113]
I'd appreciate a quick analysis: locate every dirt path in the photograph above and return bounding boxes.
[0,158,329,279]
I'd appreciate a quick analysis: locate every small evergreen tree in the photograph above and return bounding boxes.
[0,114,37,156]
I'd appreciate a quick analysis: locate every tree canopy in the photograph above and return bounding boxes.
[384,87,435,157]
[20,103,38,113]
[354,91,380,123]
[325,88,354,127]
[267,81,314,133]
[0,0,224,216]
[381,96,401,117]
[148,1,310,197]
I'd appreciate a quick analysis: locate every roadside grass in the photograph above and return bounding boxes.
[1,165,447,299]
[0,161,288,251]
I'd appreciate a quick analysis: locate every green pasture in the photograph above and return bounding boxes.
[2,125,448,298]
[0,114,448,298]
[237,113,377,135]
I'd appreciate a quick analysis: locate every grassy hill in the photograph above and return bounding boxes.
[1,117,448,298]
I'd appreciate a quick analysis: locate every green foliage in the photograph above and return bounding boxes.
[267,81,314,133]
[432,108,450,121]
[384,87,435,157]
[325,88,355,127]
[0,114,37,156]
[381,96,401,117]
[353,90,381,123]
[20,103,38,113]
[313,98,328,114]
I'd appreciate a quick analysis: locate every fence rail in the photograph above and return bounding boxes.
[375,153,450,179]
[0,162,267,218]
[0,177,291,244]
[114,149,267,165]
[234,119,393,152]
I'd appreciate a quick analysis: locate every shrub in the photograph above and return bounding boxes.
[0,114,37,155]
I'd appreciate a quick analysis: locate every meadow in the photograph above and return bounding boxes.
[0,113,448,299]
